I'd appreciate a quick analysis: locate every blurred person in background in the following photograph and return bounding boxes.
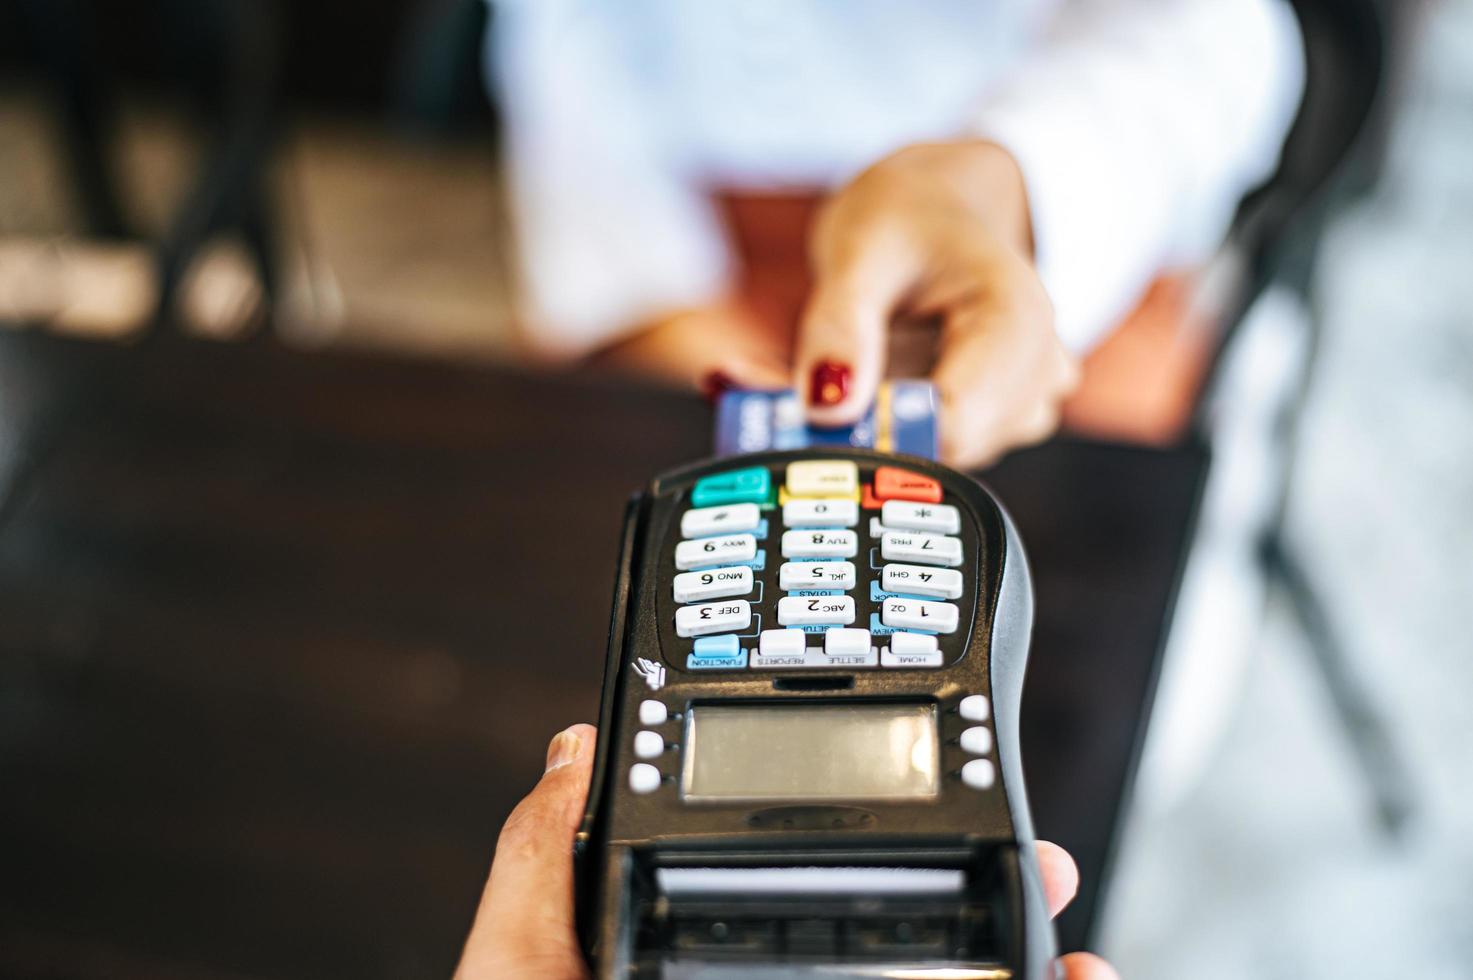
[487,0,1305,467]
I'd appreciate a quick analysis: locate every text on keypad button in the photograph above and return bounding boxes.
[781,529,858,559]
[881,500,960,535]
[881,597,960,634]
[881,563,964,600]
[675,600,752,638]
[778,560,856,591]
[783,497,859,528]
[681,502,761,538]
[672,565,753,603]
[880,531,962,567]
[675,533,757,570]
[778,594,856,626]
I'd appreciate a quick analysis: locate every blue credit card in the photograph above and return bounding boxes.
[714,380,939,460]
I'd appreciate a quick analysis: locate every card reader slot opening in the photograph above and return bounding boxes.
[625,852,1014,969]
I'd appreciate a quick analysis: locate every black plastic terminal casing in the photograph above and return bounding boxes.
[576,448,1054,979]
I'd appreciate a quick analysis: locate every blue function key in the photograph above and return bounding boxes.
[691,634,741,659]
[691,466,772,508]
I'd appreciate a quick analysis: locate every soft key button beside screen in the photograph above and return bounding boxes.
[672,565,753,603]
[784,459,859,499]
[681,502,761,538]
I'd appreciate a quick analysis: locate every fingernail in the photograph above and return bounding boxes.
[545,727,584,772]
[700,370,736,405]
[808,360,850,407]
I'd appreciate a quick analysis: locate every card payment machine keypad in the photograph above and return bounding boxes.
[577,449,1053,979]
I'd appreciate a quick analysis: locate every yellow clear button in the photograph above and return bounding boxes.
[784,460,860,499]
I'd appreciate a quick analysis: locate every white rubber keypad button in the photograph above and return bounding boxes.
[675,600,752,638]
[784,460,859,498]
[881,597,960,634]
[629,763,662,794]
[881,500,961,535]
[960,758,996,790]
[824,628,871,658]
[783,498,859,528]
[633,730,665,759]
[675,533,757,571]
[881,563,964,600]
[959,726,993,755]
[778,560,856,591]
[959,695,991,722]
[759,628,807,658]
[881,531,963,568]
[882,631,943,669]
[781,529,858,559]
[672,565,753,603]
[681,502,761,538]
[638,700,669,726]
[777,594,856,626]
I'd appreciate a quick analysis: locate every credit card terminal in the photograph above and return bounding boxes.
[577,448,1053,979]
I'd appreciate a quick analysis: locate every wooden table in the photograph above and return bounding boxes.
[0,329,1205,978]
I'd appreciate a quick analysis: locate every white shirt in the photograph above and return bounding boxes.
[486,0,1304,356]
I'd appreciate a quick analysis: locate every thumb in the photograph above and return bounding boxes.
[455,724,597,980]
[795,221,918,427]
[1059,953,1122,980]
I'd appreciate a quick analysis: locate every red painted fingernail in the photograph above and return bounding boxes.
[701,370,737,405]
[808,360,851,407]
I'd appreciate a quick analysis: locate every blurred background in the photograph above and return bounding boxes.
[1,1,1470,978]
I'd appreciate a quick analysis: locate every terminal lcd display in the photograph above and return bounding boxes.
[681,703,940,802]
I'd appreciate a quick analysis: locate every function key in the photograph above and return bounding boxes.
[874,466,942,503]
[881,596,959,634]
[881,500,960,535]
[673,565,753,604]
[783,498,859,528]
[778,594,855,626]
[881,531,962,568]
[682,502,761,538]
[781,529,858,559]
[676,601,752,638]
[676,533,757,570]
[692,466,772,508]
[691,634,741,658]
[881,563,964,600]
[778,560,856,591]
[758,628,807,659]
[882,632,942,669]
[823,627,871,659]
[785,460,859,499]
